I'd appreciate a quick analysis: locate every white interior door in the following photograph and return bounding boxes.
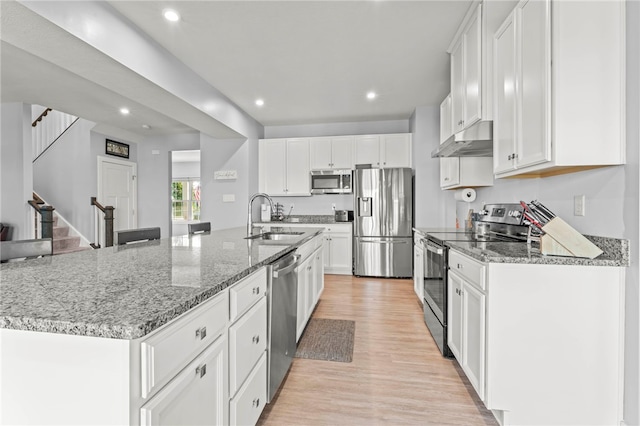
[98,156,137,245]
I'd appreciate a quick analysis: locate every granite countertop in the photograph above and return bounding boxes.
[0,226,323,340]
[413,227,629,267]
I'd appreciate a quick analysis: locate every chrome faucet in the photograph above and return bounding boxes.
[247,193,274,236]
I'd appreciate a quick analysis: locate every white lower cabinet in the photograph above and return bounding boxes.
[447,271,463,361]
[228,272,269,426]
[257,223,352,275]
[228,297,267,395]
[460,281,485,401]
[322,224,352,275]
[413,237,424,302]
[140,335,228,426]
[448,249,625,425]
[296,235,325,342]
[230,352,267,426]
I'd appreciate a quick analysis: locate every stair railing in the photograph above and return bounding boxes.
[91,197,114,248]
[32,107,79,163]
[27,193,54,240]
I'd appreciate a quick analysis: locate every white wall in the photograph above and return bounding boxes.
[0,103,33,240]
[200,135,252,229]
[137,133,199,238]
[263,120,410,215]
[171,161,199,179]
[411,105,447,228]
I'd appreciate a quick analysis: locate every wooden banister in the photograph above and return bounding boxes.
[32,108,52,127]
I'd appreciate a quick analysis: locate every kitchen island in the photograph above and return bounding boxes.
[0,226,323,425]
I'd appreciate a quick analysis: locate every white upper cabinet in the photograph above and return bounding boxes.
[259,138,311,196]
[440,94,453,144]
[493,0,625,178]
[439,94,493,190]
[451,4,484,132]
[354,133,412,168]
[310,136,354,170]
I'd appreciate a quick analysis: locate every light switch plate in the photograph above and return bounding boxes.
[574,195,585,216]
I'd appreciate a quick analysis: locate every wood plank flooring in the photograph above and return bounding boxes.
[258,275,498,425]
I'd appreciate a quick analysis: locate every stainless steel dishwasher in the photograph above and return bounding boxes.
[267,252,299,402]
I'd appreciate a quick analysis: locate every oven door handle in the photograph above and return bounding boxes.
[423,240,443,255]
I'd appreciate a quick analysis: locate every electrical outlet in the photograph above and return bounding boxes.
[332,203,336,211]
[574,195,586,216]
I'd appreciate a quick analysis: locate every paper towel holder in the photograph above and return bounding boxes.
[453,188,477,203]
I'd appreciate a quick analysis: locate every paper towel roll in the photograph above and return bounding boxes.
[453,188,476,203]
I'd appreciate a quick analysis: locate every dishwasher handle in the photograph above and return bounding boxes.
[423,240,443,255]
[272,254,300,278]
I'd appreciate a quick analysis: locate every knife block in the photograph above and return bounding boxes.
[540,217,603,259]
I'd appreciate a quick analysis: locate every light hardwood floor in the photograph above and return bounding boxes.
[258,274,498,425]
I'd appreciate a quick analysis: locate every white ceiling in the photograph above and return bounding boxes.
[1,1,472,139]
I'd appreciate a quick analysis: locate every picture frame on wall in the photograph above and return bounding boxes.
[106,139,129,159]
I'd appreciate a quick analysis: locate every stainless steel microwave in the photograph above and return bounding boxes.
[310,170,352,194]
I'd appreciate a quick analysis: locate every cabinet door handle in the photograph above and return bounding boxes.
[196,364,207,378]
[252,335,260,344]
[457,263,463,269]
[252,286,260,295]
[195,327,207,340]
[252,397,260,408]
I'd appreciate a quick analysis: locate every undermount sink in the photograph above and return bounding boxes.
[245,231,305,241]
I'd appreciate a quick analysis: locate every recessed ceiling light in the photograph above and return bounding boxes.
[366,92,377,100]
[255,99,265,107]
[120,107,130,115]
[163,9,180,22]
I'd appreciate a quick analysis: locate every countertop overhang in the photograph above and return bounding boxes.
[0,226,323,339]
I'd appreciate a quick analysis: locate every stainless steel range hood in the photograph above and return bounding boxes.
[431,120,493,158]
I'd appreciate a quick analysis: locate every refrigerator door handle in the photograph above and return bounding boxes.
[359,238,408,244]
[358,197,372,217]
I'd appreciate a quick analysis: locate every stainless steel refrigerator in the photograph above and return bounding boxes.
[353,167,413,278]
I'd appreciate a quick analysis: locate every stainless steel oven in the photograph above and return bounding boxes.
[420,203,529,358]
[422,237,452,357]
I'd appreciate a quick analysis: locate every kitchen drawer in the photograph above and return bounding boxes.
[229,296,268,395]
[449,250,486,291]
[140,334,227,425]
[140,290,229,399]
[297,237,317,261]
[230,351,267,426]
[230,267,267,322]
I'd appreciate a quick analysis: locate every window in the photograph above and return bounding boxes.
[172,179,200,221]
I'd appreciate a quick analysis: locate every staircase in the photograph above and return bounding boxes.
[51,216,91,255]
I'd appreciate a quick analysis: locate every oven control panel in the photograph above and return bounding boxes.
[478,203,525,225]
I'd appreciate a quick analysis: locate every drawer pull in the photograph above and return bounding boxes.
[457,263,463,269]
[196,364,207,378]
[252,335,260,344]
[252,286,260,295]
[252,397,260,408]
[195,327,207,340]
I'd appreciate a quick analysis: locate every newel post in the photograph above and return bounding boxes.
[104,206,114,247]
[40,205,55,239]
